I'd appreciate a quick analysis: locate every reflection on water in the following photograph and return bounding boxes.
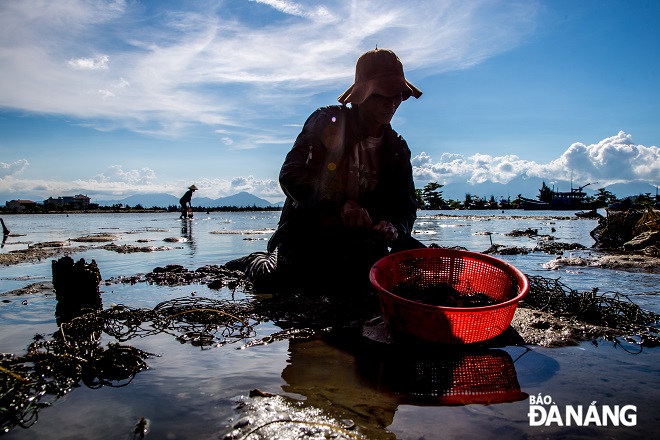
[1,211,659,439]
[180,218,196,257]
[371,347,529,406]
[281,335,529,438]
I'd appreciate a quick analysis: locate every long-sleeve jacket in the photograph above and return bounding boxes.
[267,105,417,252]
[179,190,194,206]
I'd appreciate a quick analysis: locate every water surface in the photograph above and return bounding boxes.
[1,211,658,439]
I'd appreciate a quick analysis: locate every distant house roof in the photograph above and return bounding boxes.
[6,199,37,210]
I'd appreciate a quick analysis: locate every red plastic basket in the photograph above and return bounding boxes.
[369,248,529,344]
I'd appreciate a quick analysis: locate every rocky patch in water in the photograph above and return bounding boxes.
[71,234,119,242]
[101,243,172,254]
[0,242,88,266]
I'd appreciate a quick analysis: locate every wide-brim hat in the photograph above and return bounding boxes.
[337,49,422,106]
[189,185,198,190]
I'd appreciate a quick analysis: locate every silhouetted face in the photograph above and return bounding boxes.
[359,93,403,130]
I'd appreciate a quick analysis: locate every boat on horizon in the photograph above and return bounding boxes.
[521,183,604,211]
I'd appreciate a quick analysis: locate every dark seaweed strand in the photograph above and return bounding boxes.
[1,297,260,435]
[522,275,660,346]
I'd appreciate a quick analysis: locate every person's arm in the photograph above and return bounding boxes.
[371,134,417,241]
[279,107,346,215]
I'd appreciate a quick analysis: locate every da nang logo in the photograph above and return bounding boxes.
[528,394,637,427]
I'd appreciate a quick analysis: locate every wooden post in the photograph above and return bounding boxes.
[52,256,102,323]
[0,218,9,236]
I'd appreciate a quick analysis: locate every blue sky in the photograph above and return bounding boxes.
[1,0,659,203]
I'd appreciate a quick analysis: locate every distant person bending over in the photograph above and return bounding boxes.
[179,185,197,219]
[230,48,425,290]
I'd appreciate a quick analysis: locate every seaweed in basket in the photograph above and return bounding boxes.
[390,282,500,307]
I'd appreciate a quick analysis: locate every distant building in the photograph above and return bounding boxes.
[6,199,37,211]
[43,194,91,209]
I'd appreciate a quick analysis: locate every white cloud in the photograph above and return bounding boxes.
[0,0,539,140]
[547,131,660,183]
[92,165,157,185]
[0,159,29,178]
[228,176,280,196]
[252,0,333,21]
[413,132,659,188]
[68,55,110,70]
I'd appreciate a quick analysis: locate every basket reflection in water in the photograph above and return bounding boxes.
[377,347,528,406]
[370,248,529,343]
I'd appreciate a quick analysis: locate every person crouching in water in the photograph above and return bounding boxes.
[230,49,425,291]
[179,185,197,219]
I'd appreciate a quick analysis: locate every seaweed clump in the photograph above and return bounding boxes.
[104,296,257,347]
[390,282,498,307]
[0,294,260,435]
[522,275,660,347]
[1,313,151,434]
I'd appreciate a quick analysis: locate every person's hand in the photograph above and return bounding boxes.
[372,221,398,245]
[341,200,373,230]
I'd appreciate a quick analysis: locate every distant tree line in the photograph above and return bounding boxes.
[414,181,658,210]
[165,205,282,213]
[0,203,283,214]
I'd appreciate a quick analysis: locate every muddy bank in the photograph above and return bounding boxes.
[71,234,119,243]
[509,307,619,347]
[101,243,172,253]
[0,281,54,297]
[0,235,178,265]
[428,213,573,221]
[540,208,660,272]
[0,242,89,266]
[544,253,660,272]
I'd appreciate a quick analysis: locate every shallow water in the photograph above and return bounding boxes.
[1,210,659,439]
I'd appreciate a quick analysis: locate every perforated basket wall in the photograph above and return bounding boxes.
[369,248,529,343]
[381,349,528,405]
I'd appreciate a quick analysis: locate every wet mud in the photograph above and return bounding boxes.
[0,242,88,266]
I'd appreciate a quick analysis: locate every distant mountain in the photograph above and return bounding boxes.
[602,182,658,198]
[123,193,180,208]
[97,191,281,208]
[204,191,275,208]
[438,177,547,202]
[96,193,178,208]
